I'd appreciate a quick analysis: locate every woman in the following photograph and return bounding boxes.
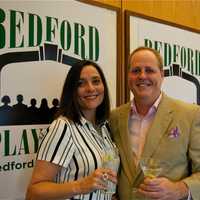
[26,60,119,200]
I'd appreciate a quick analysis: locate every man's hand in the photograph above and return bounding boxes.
[138,177,189,200]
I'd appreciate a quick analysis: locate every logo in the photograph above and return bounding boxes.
[145,38,200,104]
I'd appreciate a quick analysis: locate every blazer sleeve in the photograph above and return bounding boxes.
[182,107,200,200]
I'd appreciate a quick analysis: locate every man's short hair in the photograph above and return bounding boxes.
[129,46,163,70]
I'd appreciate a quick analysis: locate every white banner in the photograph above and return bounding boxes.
[129,14,200,104]
[0,1,118,199]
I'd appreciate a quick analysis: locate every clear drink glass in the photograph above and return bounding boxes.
[140,157,163,179]
[137,157,165,200]
[102,147,119,194]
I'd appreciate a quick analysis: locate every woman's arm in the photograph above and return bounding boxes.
[26,160,117,200]
[26,160,80,200]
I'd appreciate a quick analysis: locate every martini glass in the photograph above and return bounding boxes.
[140,157,163,179]
[138,157,164,200]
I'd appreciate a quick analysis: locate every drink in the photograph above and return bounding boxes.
[138,158,165,199]
[102,148,119,194]
[140,157,163,178]
[141,167,162,178]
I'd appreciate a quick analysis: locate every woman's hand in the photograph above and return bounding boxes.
[75,168,117,194]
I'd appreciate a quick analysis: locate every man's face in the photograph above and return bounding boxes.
[128,50,164,104]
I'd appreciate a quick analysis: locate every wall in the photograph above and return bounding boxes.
[123,0,200,30]
[93,0,200,103]
[94,0,200,30]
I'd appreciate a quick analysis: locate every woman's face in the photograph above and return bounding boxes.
[77,65,104,115]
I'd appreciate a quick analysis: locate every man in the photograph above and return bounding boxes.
[110,46,200,200]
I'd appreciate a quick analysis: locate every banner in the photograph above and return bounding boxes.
[126,12,200,104]
[0,1,119,199]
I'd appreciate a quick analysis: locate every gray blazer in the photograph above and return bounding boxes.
[110,93,200,200]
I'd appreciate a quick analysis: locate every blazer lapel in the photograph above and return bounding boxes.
[117,103,136,185]
[134,94,174,180]
[142,94,173,158]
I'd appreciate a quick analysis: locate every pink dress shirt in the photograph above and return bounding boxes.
[128,94,162,165]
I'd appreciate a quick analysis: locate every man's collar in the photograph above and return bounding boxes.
[130,93,162,116]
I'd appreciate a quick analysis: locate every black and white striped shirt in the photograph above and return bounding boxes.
[37,116,119,200]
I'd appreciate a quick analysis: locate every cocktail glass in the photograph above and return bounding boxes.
[102,147,119,195]
[140,157,163,179]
